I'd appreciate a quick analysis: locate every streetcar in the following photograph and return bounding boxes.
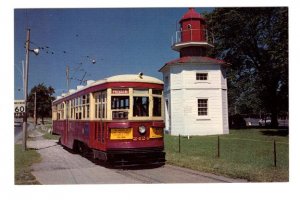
[52,74,165,166]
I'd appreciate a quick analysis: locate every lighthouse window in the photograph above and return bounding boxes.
[196,73,208,81]
[198,99,208,116]
[187,24,192,29]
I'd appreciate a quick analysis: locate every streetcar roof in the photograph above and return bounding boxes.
[53,74,163,103]
[104,74,163,84]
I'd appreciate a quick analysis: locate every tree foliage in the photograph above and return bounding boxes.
[205,7,288,127]
[28,83,55,124]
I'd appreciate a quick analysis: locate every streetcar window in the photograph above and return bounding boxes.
[95,91,107,119]
[133,97,149,117]
[152,89,162,95]
[87,105,89,118]
[57,103,64,120]
[153,97,162,116]
[75,96,82,120]
[66,101,70,119]
[81,94,90,119]
[111,96,129,120]
[112,111,128,120]
[111,96,129,109]
[78,97,82,105]
[82,95,86,104]
[83,106,85,118]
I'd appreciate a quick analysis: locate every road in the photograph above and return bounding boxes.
[14,123,37,143]
[14,126,22,143]
[25,126,246,184]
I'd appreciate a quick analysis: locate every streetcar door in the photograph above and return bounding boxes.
[95,91,107,146]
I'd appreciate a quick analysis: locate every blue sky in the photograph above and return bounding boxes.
[14,8,213,99]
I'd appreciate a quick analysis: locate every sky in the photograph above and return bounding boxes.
[14,8,214,99]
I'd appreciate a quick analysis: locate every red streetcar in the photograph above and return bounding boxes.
[52,74,165,166]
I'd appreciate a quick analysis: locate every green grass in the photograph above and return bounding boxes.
[164,129,289,182]
[15,144,42,184]
[35,124,60,140]
[42,131,60,140]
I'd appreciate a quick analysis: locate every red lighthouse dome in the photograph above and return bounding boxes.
[180,8,204,23]
[172,8,214,57]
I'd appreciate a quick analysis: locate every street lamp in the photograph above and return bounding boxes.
[22,28,39,151]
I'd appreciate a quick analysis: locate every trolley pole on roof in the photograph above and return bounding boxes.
[22,29,30,151]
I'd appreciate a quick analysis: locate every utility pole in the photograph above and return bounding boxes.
[66,66,70,91]
[22,60,25,89]
[22,29,30,151]
[34,91,37,127]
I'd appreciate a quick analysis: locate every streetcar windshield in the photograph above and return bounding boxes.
[133,97,149,117]
[111,96,129,120]
[153,97,162,116]
[110,88,163,120]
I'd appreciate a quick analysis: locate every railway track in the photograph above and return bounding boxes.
[114,164,245,183]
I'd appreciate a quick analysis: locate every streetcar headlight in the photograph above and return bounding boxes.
[138,126,146,135]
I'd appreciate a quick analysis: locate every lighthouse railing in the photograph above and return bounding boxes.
[172,29,214,46]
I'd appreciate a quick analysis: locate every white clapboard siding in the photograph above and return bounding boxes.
[163,63,229,136]
[170,89,185,135]
[220,67,228,89]
[222,89,229,134]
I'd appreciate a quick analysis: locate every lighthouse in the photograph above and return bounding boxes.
[159,8,229,136]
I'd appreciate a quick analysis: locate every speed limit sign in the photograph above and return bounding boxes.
[14,100,25,113]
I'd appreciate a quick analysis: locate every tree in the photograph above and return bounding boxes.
[28,83,55,124]
[205,7,288,127]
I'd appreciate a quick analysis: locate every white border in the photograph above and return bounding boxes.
[2,1,299,200]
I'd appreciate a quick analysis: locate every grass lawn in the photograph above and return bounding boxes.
[33,122,59,140]
[164,128,289,182]
[15,144,41,184]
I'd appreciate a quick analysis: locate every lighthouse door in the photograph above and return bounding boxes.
[165,99,171,132]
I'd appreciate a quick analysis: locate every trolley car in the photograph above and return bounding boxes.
[52,74,165,166]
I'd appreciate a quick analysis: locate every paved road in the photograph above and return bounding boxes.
[14,123,34,143]
[14,126,22,143]
[27,128,246,184]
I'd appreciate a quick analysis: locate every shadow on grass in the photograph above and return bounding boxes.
[261,129,289,137]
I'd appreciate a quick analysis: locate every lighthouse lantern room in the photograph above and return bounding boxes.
[160,8,229,136]
[172,8,214,57]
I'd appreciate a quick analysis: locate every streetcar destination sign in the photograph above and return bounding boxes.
[112,89,129,94]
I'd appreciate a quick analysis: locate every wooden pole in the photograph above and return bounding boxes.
[178,134,181,153]
[273,140,277,167]
[22,28,30,151]
[217,136,220,158]
[34,91,37,127]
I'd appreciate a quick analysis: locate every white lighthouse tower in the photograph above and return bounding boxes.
[159,8,229,136]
